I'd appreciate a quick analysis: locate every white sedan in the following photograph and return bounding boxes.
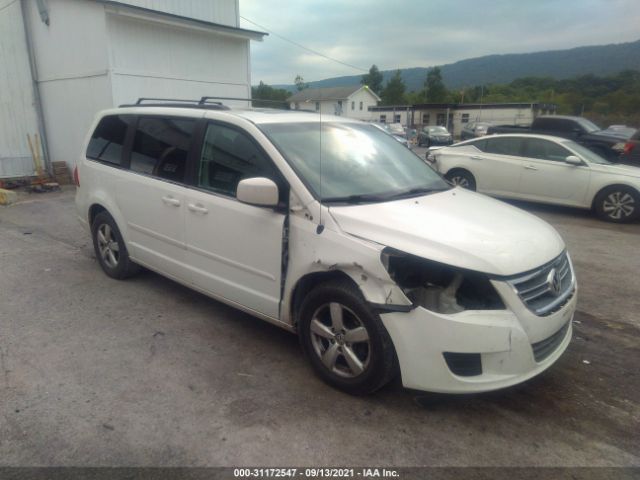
[429,134,640,223]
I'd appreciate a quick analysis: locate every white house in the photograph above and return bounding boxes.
[288,85,380,120]
[0,0,265,178]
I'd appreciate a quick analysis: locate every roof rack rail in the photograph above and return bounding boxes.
[118,98,230,110]
[118,96,289,109]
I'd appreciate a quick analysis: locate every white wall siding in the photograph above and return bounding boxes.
[25,0,110,82]
[0,0,41,177]
[114,0,238,26]
[107,13,250,105]
[38,75,113,169]
[344,89,378,120]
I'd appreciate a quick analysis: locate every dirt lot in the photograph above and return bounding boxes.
[0,186,638,468]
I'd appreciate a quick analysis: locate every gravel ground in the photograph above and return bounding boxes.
[0,186,638,468]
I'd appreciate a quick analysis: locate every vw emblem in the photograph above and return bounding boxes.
[546,268,562,296]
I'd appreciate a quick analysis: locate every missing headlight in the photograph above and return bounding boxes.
[381,248,505,313]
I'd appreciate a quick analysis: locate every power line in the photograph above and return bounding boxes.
[240,16,368,73]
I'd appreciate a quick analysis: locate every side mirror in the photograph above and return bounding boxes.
[236,177,279,207]
[565,155,583,166]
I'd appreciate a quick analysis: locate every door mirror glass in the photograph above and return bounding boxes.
[236,177,279,207]
[565,155,583,166]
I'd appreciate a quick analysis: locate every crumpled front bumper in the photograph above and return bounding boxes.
[380,285,577,393]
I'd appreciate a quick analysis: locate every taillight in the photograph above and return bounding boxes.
[73,166,80,186]
[624,142,635,155]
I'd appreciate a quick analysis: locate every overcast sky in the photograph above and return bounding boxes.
[239,0,640,85]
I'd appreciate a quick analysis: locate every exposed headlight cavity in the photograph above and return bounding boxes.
[381,248,505,313]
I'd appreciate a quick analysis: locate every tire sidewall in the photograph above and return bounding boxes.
[595,186,640,223]
[298,283,396,395]
[91,212,131,279]
[446,170,476,191]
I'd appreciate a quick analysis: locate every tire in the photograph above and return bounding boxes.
[91,211,140,279]
[298,279,399,395]
[445,169,476,191]
[594,186,640,223]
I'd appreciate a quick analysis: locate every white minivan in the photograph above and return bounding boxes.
[75,100,577,395]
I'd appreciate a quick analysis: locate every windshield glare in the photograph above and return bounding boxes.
[260,122,449,202]
[562,140,612,164]
[428,127,448,133]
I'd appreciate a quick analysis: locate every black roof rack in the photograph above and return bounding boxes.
[119,96,289,109]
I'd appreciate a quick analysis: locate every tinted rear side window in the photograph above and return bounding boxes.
[130,117,196,183]
[483,137,524,156]
[86,115,132,165]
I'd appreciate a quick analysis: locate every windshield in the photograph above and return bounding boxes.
[576,118,601,133]
[562,140,612,165]
[428,127,448,134]
[260,122,449,203]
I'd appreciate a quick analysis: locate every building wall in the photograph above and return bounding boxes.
[0,0,44,177]
[115,0,238,26]
[344,89,378,120]
[24,0,113,169]
[17,0,253,171]
[292,100,341,116]
[107,12,251,107]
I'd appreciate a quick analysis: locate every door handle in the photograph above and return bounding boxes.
[188,203,209,214]
[524,165,539,171]
[161,195,181,206]
[470,155,484,160]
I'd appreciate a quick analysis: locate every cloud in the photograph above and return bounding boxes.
[240,0,640,86]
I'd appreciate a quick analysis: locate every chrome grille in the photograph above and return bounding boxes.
[507,252,575,316]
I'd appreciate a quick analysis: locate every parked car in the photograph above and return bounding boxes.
[76,101,576,395]
[418,126,453,147]
[621,129,640,165]
[460,122,492,141]
[603,125,637,139]
[430,133,640,223]
[487,115,630,161]
[370,122,410,148]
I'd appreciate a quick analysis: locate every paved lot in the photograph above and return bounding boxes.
[0,186,639,467]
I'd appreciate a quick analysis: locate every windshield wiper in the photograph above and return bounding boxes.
[322,193,391,204]
[384,186,449,200]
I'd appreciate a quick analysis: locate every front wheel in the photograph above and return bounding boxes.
[298,280,398,395]
[445,169,477,191]
[594,186,639,223]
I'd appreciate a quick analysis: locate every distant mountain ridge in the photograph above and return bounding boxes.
[271,39,640,93]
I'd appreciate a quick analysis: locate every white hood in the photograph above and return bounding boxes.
[329,188,565,277]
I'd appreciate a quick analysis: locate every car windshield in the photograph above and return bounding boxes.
[260,122,449,203]
[562,140,612,165]
[576,118,601,133]
[428,127,448,134]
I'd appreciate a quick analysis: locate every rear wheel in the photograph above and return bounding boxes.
[594,186,639,223]
[91,211,140,279]
[445,169,476,191]
[298,280,398,395]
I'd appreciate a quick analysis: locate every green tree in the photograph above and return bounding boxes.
[294,75,308,92]
[251,81,290,109]
[424,67,448,102]
[380,70,406,105]
[361,64,384,95]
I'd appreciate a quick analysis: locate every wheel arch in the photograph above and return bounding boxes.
[289,270,360,330]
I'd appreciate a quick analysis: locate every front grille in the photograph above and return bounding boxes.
[443,352,482,377]
[531,321,570,362]
[507,252,576,316]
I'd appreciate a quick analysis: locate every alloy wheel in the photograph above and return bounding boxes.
[309,302,371,378]
[450,175,470,188]
[602,191,635,220]
[97,223,120,268]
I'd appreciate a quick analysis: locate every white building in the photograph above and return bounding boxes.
[0,0,265,178]
[369,103,557,138]
[288,86,380,120]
